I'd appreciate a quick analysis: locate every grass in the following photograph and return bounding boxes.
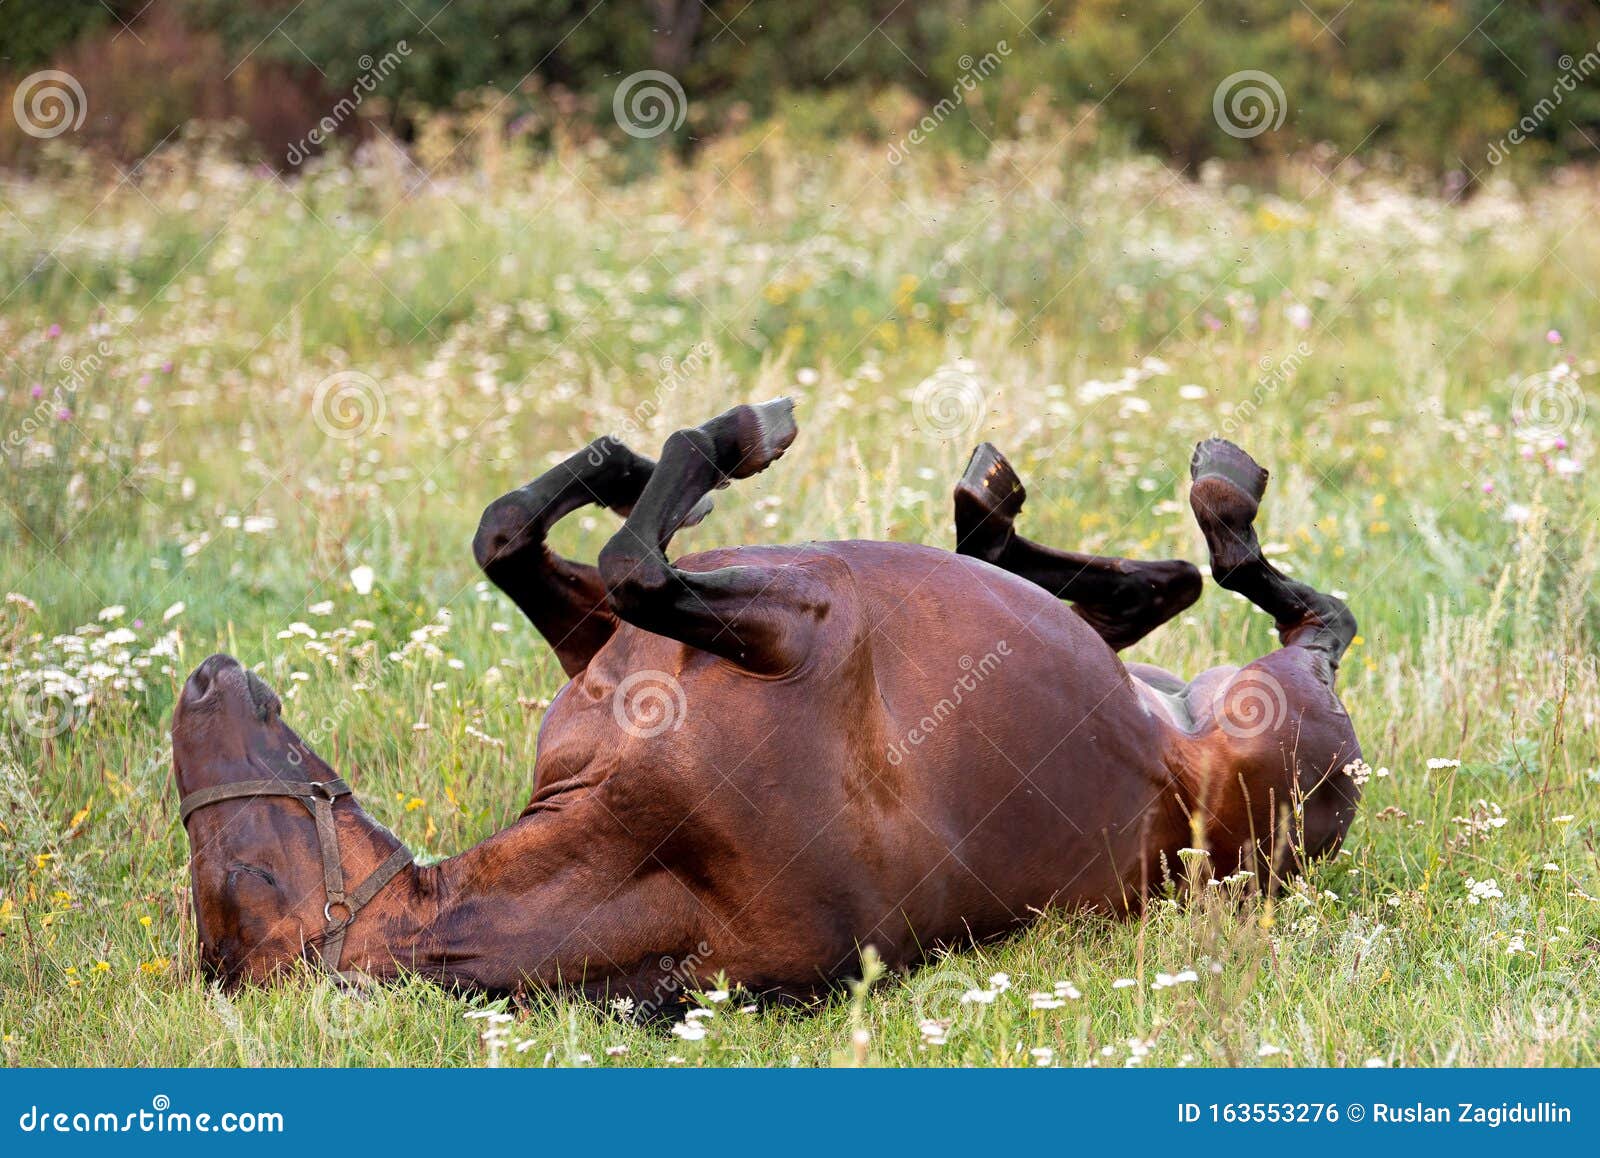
[0,129,1596,1067]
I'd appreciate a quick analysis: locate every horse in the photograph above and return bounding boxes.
[172,399,1361,1001]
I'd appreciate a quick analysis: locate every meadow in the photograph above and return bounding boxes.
[1,128,1596,1066]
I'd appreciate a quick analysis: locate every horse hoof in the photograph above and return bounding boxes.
[955,442,1027,522]
[727,397,798,479]
[1190,439,1269,578]
[1190,438,1269,503]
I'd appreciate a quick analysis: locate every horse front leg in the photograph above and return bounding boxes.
[474,437,712,677]
[597,399,834,676]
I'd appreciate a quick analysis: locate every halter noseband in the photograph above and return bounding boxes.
[179,776,413,973]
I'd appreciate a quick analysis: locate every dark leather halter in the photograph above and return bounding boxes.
[179,776,413,973]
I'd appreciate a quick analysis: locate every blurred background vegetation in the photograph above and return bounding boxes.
[2,1,1600,176]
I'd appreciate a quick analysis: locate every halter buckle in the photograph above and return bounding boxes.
[324,899,353,926]
[308,780,340,802]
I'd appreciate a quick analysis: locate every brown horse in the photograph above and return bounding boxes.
[173,400,1361,1001]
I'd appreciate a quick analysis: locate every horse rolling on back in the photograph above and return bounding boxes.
[172,399,1360,1001]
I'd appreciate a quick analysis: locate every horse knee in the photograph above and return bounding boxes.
[474,491,540,572]
[597,540,674,621]
[1323,597,1357,651]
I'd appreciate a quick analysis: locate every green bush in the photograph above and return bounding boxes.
[5,0,1600,172]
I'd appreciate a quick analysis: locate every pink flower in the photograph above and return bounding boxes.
[1481,481,1494,494]
[1546,329,1563,344]
[56,408,72,421]
[29,384,43,399]
[46,324,61,339]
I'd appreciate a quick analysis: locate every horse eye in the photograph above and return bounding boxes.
[227,862,277,888]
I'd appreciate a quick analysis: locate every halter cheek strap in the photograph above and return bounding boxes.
[179,777,414,973]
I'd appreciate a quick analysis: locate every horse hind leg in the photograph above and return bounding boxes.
[598,398,831,676]
[953,443,1202,650]
[1186,438,1362,867]
[1187,438,1357,679]
[474,438,713,677]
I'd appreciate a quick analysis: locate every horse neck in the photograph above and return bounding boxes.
[349,808,600,991]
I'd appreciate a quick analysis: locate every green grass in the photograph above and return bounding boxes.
[1,132,1597,1066]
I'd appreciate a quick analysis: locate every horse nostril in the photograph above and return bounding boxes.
[243,670,282,721]
[184,654,240,705]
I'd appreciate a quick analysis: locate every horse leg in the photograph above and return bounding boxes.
[474,437,712,677]
[1185,438,1362,869]
[1188,438,1357,673]
[597,398,830,675]
[953,443,1203,650]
